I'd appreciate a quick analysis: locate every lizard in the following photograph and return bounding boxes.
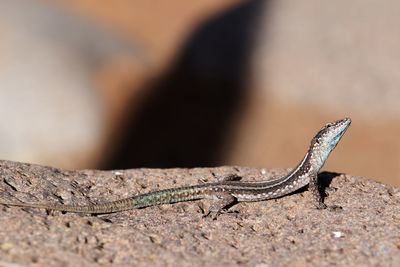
[0,118,351,218]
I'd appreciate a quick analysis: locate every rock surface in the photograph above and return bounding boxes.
[0,160,399,266]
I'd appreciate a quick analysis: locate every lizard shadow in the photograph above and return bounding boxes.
[101,0,270,169]
[318,171,342,202]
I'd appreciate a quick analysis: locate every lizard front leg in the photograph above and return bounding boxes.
[308,173,327,209]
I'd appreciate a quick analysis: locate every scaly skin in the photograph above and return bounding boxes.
[0,118,351,217]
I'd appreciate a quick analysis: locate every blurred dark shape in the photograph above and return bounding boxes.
[102,0,269,169]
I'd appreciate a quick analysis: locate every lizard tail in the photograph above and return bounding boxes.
[0,198,138,213]
[0,185,206,214]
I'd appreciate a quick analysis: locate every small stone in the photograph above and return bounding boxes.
[0,242,14,251]
[90,220,101,228]
[332,231,344,238]
[282,199,296,209]
[4,177,21,191]
[148,254,158,261]
[197,202,206,214]
[237,221,245,227]
[286,214,296,221]
[286,235,297,244]
[96,257,109,265]
[250,224,263,232]
[201,232,212,240]
[388,187,395,196]
[54,189,69,200]
[395,241,400,250]
[178,203,189,212]
[149,234,163,244]
[157,204,168,211]
[235,255,250,264]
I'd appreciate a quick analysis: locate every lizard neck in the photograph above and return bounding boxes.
[307,139,338,174]
[283,151,314,188]
[282,140,330,188]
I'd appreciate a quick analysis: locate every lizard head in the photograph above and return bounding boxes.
[310,118,351,166]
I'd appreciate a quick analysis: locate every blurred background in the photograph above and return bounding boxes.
[0,0,399,187]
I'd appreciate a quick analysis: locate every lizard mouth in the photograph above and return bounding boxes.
[329,118,351,148]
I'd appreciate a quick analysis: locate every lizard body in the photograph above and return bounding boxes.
[0,118,351,217]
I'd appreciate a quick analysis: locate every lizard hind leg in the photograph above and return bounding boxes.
[204,192,236,220]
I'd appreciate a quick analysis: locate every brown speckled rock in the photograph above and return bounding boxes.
[0,160,400,266]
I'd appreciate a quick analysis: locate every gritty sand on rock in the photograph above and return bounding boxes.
[0,160,399,266]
